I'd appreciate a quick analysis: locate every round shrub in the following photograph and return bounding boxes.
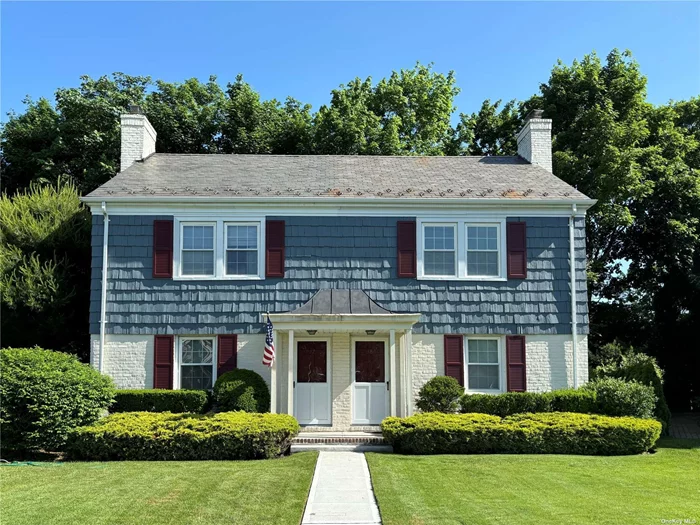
[416,376,464,413]
[582,377,657,419]
[0,347,115,453]
[214,369,270,413]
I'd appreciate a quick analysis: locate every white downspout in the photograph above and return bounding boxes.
[569,204,578,388]
[99,202,110,373]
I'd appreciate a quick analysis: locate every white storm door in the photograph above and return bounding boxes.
[295,341,331,425]
[353,341,388,425]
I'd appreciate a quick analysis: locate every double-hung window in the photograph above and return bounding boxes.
[181,224,215,276]
[176,219,263,279]
[466,338,502,392]
[226,223,259,277]
[419,220,505,280]
[179,337,215,390]
[423,225,456,277]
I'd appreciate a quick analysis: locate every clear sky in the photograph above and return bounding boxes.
[1,1,699,123]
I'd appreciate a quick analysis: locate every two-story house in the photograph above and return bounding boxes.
[82,107,594,430]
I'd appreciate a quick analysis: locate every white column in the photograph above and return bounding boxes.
[398,332,406,416]
[270,329,278,413]
[389,329,397,416]
[287,330,294,415]
[406,330,413,415]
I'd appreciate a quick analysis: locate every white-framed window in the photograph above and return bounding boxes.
[174,217,264,280]
[418,218,506,281]
[177,336,216,390]
[423,224,457,277]
[465,337,505,393]
[466,224,499,277]
[225,223,260,277]
[181,223,216,276]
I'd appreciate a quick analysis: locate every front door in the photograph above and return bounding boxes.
[353,341,388,425]
[295,341,331,425]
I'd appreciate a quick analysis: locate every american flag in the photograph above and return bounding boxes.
[262,314,275,367]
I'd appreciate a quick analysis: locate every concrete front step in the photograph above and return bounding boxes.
[291,431,391,453]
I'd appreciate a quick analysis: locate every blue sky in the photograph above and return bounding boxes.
[2,1,699,122]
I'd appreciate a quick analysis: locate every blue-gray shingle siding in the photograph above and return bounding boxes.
[90,215,589,335]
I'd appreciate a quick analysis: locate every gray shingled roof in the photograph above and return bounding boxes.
[286,290,392,315]
[85,154,591,201]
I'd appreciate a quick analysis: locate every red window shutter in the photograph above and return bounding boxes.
[153,220,173,278]
[153,335,174,389]
[217,335,237,377]
[397,220,417,278]
[265,220,285,278]
[444,335,464,387]
[506,335,527,392]
[507,222,527,279]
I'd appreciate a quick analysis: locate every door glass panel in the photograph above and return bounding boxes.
[297,342,327,383]
[355,342,385,382]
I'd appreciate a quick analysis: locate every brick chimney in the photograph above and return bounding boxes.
[120,105,156,172]
[516,109,552,172]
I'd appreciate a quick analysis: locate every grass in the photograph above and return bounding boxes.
[366,439,700,525]
[0,452,317,525]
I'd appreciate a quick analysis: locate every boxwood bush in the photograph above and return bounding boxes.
[582,377,657,419]
[214,369,270,413]
[111,389,209,413]
[382,412,661,456]
[460,389,597,417]
[0,347,115,453]
[67,411,300,460]
[416,376,463,413]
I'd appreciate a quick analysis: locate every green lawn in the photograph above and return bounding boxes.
[0,452,317,525]
[367,439,700,525]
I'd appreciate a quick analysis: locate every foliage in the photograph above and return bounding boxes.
[67,411,300,460]
[110,389,209,413]
[593,352,672,431]
[582,377,657,420]
[415,376,464,413]
[0,347,115,453]
[0,180,91,357]
[459,389,598,417]
[381,412,661,456]
[213,369,271,413]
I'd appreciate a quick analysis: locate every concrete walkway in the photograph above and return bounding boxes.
[302,451,382,525]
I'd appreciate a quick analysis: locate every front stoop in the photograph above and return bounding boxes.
[292,432,392,453]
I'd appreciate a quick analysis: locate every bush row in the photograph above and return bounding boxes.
[111,389,209,413]
[459,388,598,417]
[382,412,661,456]
[67,411,300,460]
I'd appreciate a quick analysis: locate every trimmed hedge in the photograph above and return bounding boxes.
[382,412,661,456]
[593,353,671,432]
[0,347,114,453]
[416,376,463,413]
[582,378,656,419]
[214,369,270,413]
[460,389,597,417]
[67,411,300,460]
[111,389,209,413]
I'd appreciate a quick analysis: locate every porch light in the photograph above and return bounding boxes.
[307,330,317,335]
[365,330,376,335]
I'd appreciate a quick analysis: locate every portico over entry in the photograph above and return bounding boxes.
[268,290,420,430]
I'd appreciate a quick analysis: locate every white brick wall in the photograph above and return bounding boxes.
[120,113,156,172]
[526,334,589,392]
[516,118,552,173]
[91,333,271,390]
[410,334,445,402]
[331,333,352,429]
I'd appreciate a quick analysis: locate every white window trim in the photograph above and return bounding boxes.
[178,221,217,278]
[417,217,507,281]
[464,335,506,394]
[173,217,265,280]
[174,335,218,390]
[420,222,458,278]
